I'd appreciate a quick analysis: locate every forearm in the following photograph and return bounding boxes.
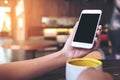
[33,50,67,75]
[0,50,67,80]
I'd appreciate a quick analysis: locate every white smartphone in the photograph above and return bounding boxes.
[72,10,102,49]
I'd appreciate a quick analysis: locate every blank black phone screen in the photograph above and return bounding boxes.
[73,14,100,43]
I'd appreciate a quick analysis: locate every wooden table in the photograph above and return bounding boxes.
[2,39,58,58]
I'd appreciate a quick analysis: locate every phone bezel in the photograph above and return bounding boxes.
[71,10,102,49]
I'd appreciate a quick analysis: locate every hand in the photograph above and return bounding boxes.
[78,68,113,80]
[61,22,102,59]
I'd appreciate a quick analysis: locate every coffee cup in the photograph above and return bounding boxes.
[66,58,102,80]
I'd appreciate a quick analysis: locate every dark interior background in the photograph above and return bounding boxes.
[24,0,114,36]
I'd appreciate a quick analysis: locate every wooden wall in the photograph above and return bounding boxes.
[24,0,114,37]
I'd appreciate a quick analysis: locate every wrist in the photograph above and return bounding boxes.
[60,49,73,61]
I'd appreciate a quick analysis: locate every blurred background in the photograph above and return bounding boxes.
[0,0,117,64]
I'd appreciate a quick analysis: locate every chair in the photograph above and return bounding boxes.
[84,48,105,60]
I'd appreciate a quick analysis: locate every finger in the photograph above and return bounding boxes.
[96,26,102,41]
[97,25,102,32]
[71,21,79,34]
[67,21,79,43]
[93,37,100,50]
[91,25,102,50]
[104,72,114,80]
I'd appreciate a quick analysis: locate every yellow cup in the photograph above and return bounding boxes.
[66,58,102,80]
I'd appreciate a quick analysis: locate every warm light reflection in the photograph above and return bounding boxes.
[0,7,11,32]
[44,29,57,37]
[44,29,56,33]
[44,29,70,34]
[18,18,23,28]
[0,7,11,12]
[43,28,72,37]
[16,0,24,16]
[4,0,8,4]
[0,12,5,31]
[3,14,11,32]
[56,29,69,32]
[69,29,73,34]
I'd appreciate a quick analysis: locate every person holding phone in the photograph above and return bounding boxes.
[0,21,112,80]
[72,10,102,49]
